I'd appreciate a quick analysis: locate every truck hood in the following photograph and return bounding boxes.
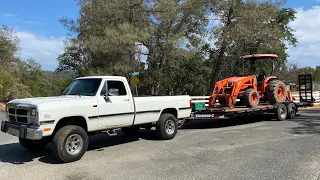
[8,96,91,106]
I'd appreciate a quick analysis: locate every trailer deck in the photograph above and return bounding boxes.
[186,101,313,122]
[180,74,316,127]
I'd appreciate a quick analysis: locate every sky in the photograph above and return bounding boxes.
[0,0,320,71]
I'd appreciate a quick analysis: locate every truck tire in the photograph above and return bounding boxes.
[52,125,89,163]
[243,88,259,108]
[156,113,178,140]
[266,80,286,104]
[19,137,50,151]
[275,103,287,121]
[286,103,296,119]
[121,126,140,136]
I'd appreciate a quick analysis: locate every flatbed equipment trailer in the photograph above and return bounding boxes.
[184,74,315,123]
[185,101,313,122]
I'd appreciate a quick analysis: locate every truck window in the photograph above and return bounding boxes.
[108,81,127,95]
[62,78,102,96]
[100,80,127,96]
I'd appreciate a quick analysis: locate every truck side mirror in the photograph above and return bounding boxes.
[108,88,119,96]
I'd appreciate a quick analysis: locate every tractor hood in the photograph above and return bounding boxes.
[223,75,256,83]
[227,76,248,82]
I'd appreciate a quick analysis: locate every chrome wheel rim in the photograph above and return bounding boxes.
[290,106,295,115]
[165,120,175,135]
[65,134,83,155]
[280,107,286,119]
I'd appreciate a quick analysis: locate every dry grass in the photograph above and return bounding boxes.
[0,103,5,112]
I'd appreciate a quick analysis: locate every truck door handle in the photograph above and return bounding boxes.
[124,99,130,101]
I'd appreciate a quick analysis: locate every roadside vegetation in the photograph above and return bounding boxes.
[0,0,320,103]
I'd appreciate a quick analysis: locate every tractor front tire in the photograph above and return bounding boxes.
[243,88,259,108]
[266,80,286,105]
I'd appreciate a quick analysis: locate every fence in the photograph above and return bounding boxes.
[190,91,320,107]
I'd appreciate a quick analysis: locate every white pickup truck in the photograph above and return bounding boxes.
[1,76,191,163]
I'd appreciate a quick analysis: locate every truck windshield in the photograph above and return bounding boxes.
[62,78,102,96]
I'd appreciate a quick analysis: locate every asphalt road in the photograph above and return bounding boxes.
[0,109,319,180]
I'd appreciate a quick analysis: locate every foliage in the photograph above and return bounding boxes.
[0,67,13,101]
[206,0,298,93]
[1,0,320,101]
[0,26,73,101]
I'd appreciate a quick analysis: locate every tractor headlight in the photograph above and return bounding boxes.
[228,81,233,86]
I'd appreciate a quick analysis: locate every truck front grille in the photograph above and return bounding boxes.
[8,108,15,114]
[17,117,28,123]
[7,104,37,124]
[16,109,28,116]
[9,115,15,121]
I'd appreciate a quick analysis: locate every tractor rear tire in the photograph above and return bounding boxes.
[266,80,286,105]
[243,88,259,108]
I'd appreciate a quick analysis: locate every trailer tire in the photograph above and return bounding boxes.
[266,80,286,104]
[52,125,89,163]
[243,88,259,108]
[286,103,296,119]
[156,113,177,140]
[275,103,287,121]
[121,126,140,136]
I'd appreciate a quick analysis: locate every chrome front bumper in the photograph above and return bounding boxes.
[1,121,43,140]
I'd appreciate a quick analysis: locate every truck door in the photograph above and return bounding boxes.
[97,79,134,128]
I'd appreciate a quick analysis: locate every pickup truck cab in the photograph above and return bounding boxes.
[1,76,191,162]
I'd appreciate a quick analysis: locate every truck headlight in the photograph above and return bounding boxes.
[31,108,37,116]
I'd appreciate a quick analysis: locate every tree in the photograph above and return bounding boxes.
[0,25,20,72]
[58,0,209,95]
[0,67,13,101]
[143,0,209,94]
[207,0,297,94]
[58,0,150,77]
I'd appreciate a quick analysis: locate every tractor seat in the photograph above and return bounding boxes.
[257,74,266,85]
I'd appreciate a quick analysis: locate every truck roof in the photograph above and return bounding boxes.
[76,76,127,81]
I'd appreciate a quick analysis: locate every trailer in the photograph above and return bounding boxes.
[183,74,315,123]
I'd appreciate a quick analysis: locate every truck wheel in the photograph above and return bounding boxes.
[275,103,287,121]
[156,113,178,140]
[121,126,140,136]
[286,103,296,119]
[243,88,259,108]
[52,125,88,163]
[19,137,50,151]
[266,80,286,104]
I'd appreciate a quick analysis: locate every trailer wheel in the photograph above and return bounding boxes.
[286,103,296,119]
[243,88,259,108]
[156,113,177,140]
[52,125,89,163]
[275,104,287,121]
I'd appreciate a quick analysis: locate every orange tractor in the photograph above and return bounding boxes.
[208,54,295,109]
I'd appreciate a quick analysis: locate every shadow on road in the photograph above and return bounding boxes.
[289,110,320,135]
[0,130,158,165]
